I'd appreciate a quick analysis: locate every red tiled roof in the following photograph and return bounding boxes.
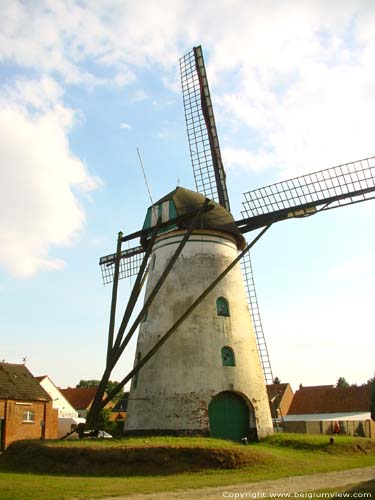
[60,387,99,410]
[288,385,372,415]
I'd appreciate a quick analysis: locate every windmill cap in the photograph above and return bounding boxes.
[141,186,246,250]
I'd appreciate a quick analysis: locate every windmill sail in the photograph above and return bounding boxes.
[180,46,230,211]
[99,245,146,285]
[239,156,375,233]
[180,46,274,386]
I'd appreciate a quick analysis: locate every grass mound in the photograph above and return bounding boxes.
[0,438,272,475]
[262,433,375,454]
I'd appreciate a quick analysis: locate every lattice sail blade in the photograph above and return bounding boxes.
[99,246,146,285]
[240,252,274,385]
[241,156,375,228]
[180,46,230,211]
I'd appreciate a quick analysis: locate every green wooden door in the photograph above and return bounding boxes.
[208,391,249,442]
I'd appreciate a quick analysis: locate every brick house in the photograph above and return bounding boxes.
[0,363,58,450]
[266,383,294,425]
[284,384,375,438]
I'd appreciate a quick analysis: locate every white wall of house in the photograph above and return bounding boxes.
[38,376,78,418]
[58,416,86,438]
[284,412,371,422]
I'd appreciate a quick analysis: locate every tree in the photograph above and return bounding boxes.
[273,377,281,384]
[336,377,350,388]
[76,379,100,388]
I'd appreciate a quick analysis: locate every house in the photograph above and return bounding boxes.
[284,384,375,438]
[61,386,111,418]
[35,375,85,438]
[110,393,129,422]
[0,362,58,450]
[266,383,294,425]
[35,376,78,418]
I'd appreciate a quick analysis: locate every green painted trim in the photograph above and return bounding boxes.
[142,207,152,230]
[169,201,177,219]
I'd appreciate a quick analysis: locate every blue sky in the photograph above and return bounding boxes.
[1,0,374,391]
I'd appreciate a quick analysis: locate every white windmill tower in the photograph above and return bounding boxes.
[124,186,273,439]
[85,46,375,442]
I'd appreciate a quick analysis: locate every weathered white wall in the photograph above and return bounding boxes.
[125,229,273,438]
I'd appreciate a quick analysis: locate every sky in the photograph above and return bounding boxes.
[1,0,374,392]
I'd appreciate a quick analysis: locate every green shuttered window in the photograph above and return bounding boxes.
[216,297,230,317]
[221,346,235,366]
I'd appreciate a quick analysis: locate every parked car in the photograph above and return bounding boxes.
[84,429,113,439]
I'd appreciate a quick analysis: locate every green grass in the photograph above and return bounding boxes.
[46,435,246,448]
[262,432,375,453]
[0,434,374,500]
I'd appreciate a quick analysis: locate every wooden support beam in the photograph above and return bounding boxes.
[106,231,123,365]
[86,201,209,428]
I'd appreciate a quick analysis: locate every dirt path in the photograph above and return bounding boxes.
[99,465,375,500]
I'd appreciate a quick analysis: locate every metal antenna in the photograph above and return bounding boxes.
[137,147,156,218]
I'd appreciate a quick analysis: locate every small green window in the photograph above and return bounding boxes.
[216,297,230,317]
[221,346,235,366]
[133,352,142,389]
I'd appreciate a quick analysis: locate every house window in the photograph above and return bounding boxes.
[22,410,35,423]
[216,297,230,317]
[221,346,235,366]
[133,352,141,389]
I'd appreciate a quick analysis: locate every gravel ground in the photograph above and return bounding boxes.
[99,465,375,500]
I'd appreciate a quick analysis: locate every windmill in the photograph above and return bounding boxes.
[85,46,375,441]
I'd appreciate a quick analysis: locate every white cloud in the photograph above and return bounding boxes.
[120,122,132,129]
[213,3,375,179]
[0,77,100,277]
[1,0,374,276]
[222,147,277,173]
[1,76,64,111]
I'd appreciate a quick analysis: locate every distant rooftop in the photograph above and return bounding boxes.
[61,386,99,410]
[0,362,50,402]
[288,384,372,415]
